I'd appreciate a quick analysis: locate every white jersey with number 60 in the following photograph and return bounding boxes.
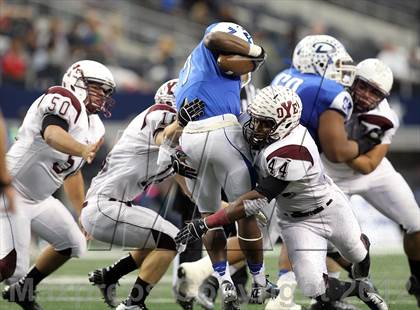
[7,86,104,202]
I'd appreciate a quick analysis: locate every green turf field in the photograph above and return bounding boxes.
[0,249,417,310]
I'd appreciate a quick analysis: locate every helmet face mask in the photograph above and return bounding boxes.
[244,115,277,149]
[62,60,116,117]
[243,86,302,149]
[351,77,387,113]
[84,81,115,117]
[293,35,356,86]
[351,58,393,113]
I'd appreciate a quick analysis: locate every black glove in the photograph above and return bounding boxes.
[355,128,384,155]
[251,46,267,72]
[170,149,198,179]
[178,98,205,127]
[174,218,208,247]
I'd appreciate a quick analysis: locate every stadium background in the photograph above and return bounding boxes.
[0,0,419,309]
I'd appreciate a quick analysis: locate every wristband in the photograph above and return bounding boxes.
[248,44,262,57]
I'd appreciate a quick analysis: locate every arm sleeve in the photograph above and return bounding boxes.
[255,175,289,201]
[328,90,353,121]
[145,109,177,138]
[38,92,80,129]
[41,114,69,138]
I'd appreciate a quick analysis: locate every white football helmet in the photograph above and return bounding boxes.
[207,22,253,44]
[292,35,356,86]
[207,22,255,88]
[351,58,393,113]
[243,85,302,148]
[154,78,178,107]
[62,60,116,117]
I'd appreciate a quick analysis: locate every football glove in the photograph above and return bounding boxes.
[178,98,205,127]
[355,127,384,155]
[170,149,198,179]
[175,219,208,247]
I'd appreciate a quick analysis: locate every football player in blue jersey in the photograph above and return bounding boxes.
[174,22,278,309]
[268,35,383,310]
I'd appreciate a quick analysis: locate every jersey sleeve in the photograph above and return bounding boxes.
[264,145,314,181]
[382,112,399,144]
[38,86,83,130]
[328,90,353,121]
[143,104,177,137]
[359,99,400,145]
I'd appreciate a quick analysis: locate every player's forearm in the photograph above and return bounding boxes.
[323,140,359,163]
[346,144,388,174]
[63,171,85,216]
[158,121,182,146]
[43,125,86,157]
[205,202,246,228]
[205,190,263,228]
[204,31,251,56]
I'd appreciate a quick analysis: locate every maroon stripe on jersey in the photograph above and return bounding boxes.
[46,86,82,123]
[141,104,177,130]
[267,144,314,166]
[359,114,393,131]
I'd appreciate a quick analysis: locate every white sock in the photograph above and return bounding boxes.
[249,263,266,286]
[328,271,341,279]
[212,261,233,285]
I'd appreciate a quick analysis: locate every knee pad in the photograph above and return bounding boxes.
[0,249,17,281]
[296,269,327,298]
[65,232,87,258]
[152,230,176,251]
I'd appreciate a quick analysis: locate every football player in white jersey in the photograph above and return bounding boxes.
[1,60,115,309]
[80,79,204,310]
[0,110,16,281]
[322,58,420,307]
[175,86,388,310]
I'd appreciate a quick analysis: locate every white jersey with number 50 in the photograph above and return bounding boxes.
[7,86,104,202]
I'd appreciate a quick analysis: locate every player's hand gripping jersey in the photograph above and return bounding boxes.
[322,98,399,180]
[7,86,104,202]
[271,68,353,150]
[87,104,177,201]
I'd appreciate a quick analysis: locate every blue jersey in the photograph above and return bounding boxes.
[271,68,353,150]
[175,25,242,119]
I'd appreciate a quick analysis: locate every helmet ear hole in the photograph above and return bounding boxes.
[285,122,292,129]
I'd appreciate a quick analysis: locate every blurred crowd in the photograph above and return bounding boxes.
[1,0,420,94]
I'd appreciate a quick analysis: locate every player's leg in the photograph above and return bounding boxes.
[327,191,388,310]
[2,196,73,310]
[361,171,420,306]
[82,197,179,309]
[0,195,19,282]
[120,245,177,310]
[14,196,85,290]
[215,125,277,302]
[181,130,239,309]
[265,244,301,310]
[181,236,245,301]
[88,250,146,307]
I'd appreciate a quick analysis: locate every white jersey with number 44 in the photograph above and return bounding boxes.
[7,86,104,202]
[254,124,333,212]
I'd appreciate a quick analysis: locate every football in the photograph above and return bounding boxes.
[217,54,255,76]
